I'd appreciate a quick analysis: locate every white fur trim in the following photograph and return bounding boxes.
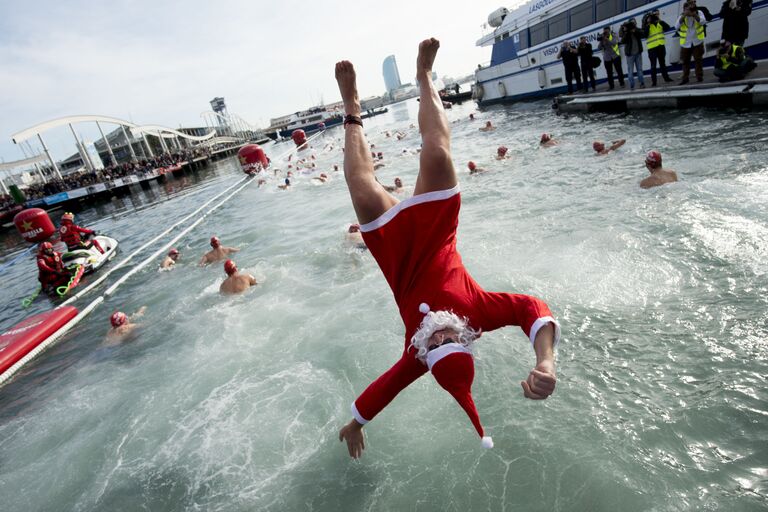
[426,343,472,371]
[351,402,370,425]
[482,436,494,449]
[360,185,460,232]
[419,303,430,314]
[529,317,561,348]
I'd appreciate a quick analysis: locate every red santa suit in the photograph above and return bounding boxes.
[352,185,560,427]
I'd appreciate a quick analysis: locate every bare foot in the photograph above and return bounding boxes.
[416,38,440,79]
[335,61,361,116]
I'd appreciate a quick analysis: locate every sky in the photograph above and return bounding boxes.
[0,0,523,165]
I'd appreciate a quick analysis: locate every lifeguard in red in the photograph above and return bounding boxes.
[59,212,103,253]
[352,186,560,428]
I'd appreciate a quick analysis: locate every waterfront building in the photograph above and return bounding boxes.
[383,55,402,92]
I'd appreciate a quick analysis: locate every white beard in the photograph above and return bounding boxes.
[410,310,480,361]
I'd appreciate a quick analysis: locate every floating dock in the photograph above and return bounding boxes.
[554,68,768,113]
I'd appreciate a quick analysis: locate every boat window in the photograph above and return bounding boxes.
[570,1,594,31]
[596,0,623,21]
[626,0,650,10]
[530,22,548,47]
[549,12,569,39]
[514,31,529,50]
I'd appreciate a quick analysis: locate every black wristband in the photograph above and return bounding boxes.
[343,114,363,128]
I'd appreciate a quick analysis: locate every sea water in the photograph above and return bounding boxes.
[0,99,766,511]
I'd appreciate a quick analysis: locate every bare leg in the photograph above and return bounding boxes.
[335,61,397,224]
[413,38,458,196]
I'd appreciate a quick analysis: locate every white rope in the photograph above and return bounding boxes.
[2,132,326,388]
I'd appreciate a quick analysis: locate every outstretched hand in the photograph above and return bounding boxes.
[521,359,557,400]
[339,419,365,459]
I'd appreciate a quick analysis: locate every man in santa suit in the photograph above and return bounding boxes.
[335,38,561,459]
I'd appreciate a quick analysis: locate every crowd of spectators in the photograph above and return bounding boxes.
[1,147,214,213]
[557,0,755,93]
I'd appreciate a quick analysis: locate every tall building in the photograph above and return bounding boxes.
[382,55,401,93]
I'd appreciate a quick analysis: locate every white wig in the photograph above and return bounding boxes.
[410,310,480,361]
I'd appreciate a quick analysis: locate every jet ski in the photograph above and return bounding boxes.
[61,235,119,274]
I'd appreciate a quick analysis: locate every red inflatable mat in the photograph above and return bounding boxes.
[0,306,79,377]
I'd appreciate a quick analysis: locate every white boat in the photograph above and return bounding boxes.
[474,0,768,105]
[61,235,119,274]
[267,108,343,140]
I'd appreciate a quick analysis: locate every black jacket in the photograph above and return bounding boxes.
[720,0,752,43]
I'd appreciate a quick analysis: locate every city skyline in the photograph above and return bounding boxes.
[382,55,402,93]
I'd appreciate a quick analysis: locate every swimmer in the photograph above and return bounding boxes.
[199,236,240,265]
[469,113,475,120]
[373,161,386,170]
[395,131,407,141]
[540,133,558,147]
[345,223,367,250]
[640,150,678,189]
[333,164,340,172]
[479,120,495,132]
[335,38,559,459]
[219,259,257,294]
[383,177,404,193]
[312,173,329,183]
[278,177,291,190]
[495,146,509,160]
[160,248,180,269]
[467,161,486,174]
[593,139,626,155]
[105,306,146,343]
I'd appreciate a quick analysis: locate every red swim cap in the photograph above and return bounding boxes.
[645,150,662,167]
[210,236,220,248]
[348,223,360,233]
[497,146,508,155]
[593,141,605,152]
[110,311,127,328]
[541,133,551,143]
[168,248,179,257]
[224,259,237,276]
[468,161,477,171]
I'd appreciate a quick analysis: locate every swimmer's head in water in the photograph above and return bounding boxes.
[469,113,475,120]
[110,311,127,328]
[224,259,237,276]
[540,133,552,143]
[394,177,403,187]
[348,223,361,233]
[645,150,662,168]
[593,141,605,153]
[61,212,74,223]
[210,236,220,249]
[497,146,508,156]
[168,248,179,259]
[285,178,291,185]
[467,161,477,171]
[485,121,492,127]
[377,152,383,159]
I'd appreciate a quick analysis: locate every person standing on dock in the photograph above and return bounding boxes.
[676,2,708,84]
[719,0,752,46]
[577,36,597,92]
[598,26,625,90]
[640,151,678,188]
[557,40,582,94]
[334,38,559,459]
[620,18,646,89]
[642,10,674,86]
[199,236,239,265]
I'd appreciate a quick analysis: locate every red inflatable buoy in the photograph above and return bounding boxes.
[14,208,56,243]
[291,129,307,147]
[238,144,269,175]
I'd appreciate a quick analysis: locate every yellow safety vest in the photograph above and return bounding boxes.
[720,44,742,69]
[646,23,666,49]
[679,17,705,46]
[609,34,619,56]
